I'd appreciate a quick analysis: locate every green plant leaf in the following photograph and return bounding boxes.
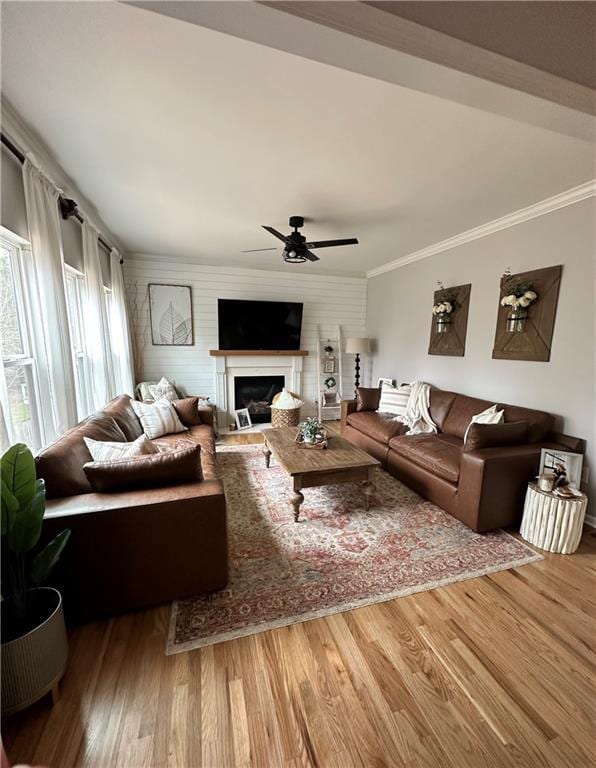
[1,443,36,508]
[31,529,71,585]
[9,487,46,552]
[1,476,18,535]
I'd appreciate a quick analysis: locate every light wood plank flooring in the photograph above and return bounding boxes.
[3,430,595,767]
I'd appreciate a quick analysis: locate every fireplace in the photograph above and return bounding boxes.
[234,375,284,423]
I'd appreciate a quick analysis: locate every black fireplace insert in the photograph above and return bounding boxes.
[234,375,284,423]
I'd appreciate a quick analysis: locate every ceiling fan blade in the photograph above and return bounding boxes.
[304,238,358,249]
[304,249,320,262]
[262,225,288,243]
[242,247,279,253]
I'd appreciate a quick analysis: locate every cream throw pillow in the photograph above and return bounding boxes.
[84,433,158,462]
[148,377,179,402]
[463,405,504,444]
[131,397,188,439]
[378,382,411,417]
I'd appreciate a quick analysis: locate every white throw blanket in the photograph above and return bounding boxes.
[399,381,437,435]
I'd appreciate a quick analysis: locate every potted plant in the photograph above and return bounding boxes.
[297,417,324,444]
[324,375,337,405]
[1,443,71,715]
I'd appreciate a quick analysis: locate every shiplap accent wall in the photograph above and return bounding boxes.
[124,257,367,419]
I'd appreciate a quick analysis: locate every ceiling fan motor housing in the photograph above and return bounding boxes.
[289,215,304,229]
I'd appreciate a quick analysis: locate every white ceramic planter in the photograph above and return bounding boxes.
[1,587,69,716]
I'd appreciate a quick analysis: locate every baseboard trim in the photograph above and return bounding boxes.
[366,180,596,278]
[584,513,596,529]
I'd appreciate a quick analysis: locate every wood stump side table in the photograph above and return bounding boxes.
[520,482,588,554]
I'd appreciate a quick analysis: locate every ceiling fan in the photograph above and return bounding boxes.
[242,216,358,263]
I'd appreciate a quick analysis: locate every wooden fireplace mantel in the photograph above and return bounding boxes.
[209,350,309,357]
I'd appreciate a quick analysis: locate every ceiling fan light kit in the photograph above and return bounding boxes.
[243,215,359,264]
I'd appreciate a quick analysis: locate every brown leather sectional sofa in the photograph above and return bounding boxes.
[36,395,227,621]
[341,388,584,532]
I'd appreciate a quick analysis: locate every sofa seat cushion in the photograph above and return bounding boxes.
[347,411,408,445]
[36,414,127,498]
[153,424,218,480]
[389,433,462,484]
[102,395,143,441]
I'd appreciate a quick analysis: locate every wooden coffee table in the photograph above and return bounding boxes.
[262,426,380,522]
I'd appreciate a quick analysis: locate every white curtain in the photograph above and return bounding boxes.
[82,221,115,408]
[22,159,77,441]
[109,249,135,396]
[0,339,13,453]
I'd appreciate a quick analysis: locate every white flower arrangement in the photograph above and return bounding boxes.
[432,301,453,316]
[500,289,537,310]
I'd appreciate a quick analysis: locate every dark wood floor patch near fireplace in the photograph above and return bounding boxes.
[234,375,284,423]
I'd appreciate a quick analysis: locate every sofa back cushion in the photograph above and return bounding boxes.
[428,389,457,431]
[36,414,126,498]
[441,395,494,440]
[442,393,553,443]
[103,395,143,441]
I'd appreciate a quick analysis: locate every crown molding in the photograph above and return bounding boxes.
[366,180,596,279]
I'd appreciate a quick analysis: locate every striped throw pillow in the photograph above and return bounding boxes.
[378,383,411,417]
[84,433,159,462]
[132,397,188,439]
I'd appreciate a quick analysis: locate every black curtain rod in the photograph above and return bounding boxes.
[1,131,120,261]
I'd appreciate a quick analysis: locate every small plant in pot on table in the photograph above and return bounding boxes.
[297,417,326,445]
[1,443,71,715]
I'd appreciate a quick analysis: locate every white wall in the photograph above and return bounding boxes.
[366,198,596,496]
[124,257,367,419]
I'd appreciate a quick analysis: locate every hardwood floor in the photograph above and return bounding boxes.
[3,430,595,766]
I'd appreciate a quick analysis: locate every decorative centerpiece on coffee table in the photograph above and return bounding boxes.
[295,417,328,449]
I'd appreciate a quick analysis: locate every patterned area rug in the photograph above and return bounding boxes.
[167,444,541,654]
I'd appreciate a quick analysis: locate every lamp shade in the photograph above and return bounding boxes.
[345,337,370,355]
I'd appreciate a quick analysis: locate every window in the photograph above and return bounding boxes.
[0,237,41,451]
[64,266,92,419]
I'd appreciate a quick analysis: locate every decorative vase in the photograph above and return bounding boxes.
[435,314,451,333]
[506,308,528,332]
[1,587,69,716]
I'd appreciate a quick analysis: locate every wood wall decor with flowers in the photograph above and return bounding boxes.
[428,283,471,357]
[492,265,562,362]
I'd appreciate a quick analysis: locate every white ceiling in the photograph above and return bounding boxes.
[1,1,594,276]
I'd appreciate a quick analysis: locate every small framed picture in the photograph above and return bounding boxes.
[539,448,583,490]
[323,358,336,374]
[234,408,252,431]
[377,377,394,388]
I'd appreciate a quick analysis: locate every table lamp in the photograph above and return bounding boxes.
[345,337,370,395]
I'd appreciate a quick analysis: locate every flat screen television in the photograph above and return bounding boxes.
[218,299,303,350]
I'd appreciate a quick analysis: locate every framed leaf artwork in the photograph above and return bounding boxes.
[148,284,194,346]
